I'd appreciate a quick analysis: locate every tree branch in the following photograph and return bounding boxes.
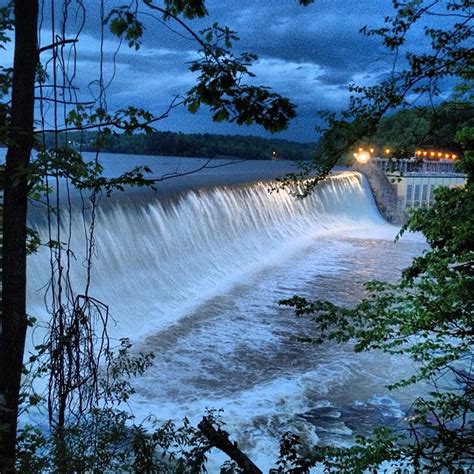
[198,416,262,474]
[38,38,78,54]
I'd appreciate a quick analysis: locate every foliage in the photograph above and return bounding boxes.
[0,0,316,471]
[276,0,473,195]
[276,1,474,470]
[16,338,221,473]
[105,2,297,135]
[17,407,210,472]
[281,144,474,470]
[186,23,296,132]
[272,432,314,473]
[2,0,472,471]
[455,125,474,180]
[364,102,474,157]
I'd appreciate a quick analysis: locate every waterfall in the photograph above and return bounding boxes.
[24,170,424,472]
[27,171,384,342]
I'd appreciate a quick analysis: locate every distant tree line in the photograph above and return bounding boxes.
[44,130,316,161]
[42,104,472,165]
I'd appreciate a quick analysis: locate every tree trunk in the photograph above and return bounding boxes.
[198,417,263,474]
[0,0,38,470]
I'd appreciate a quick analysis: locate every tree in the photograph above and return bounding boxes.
[277,0,473,197]
[354,102,473,157]
[279,1,473,471]
[0,1,312,469]
[282,143,473,471]
[1,0,472,471]
[0,2,39,469]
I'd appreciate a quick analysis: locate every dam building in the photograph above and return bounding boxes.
[373,150,466,210]
[353,148,466,224]
[354,149,467,215]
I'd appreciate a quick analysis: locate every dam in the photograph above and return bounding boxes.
[24,156,426,471]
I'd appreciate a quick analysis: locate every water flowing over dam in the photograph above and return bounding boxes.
[28,171,382,338]
[26,170,425,471]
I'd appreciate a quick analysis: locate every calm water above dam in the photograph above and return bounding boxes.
[24,153,426,471]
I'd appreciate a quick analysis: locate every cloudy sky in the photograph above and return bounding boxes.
[2,0,445,141]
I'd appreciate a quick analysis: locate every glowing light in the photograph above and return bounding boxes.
[355,150,371,164]
[413,149,456,160]
[384,148,391,154]
[369,148,374,153]
[358,147,363,152]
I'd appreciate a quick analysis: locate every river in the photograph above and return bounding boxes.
[21,152,426,471]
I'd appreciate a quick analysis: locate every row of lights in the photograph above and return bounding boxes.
[355,147,392,154]
[354,147,458,164]
[415,150,457,159]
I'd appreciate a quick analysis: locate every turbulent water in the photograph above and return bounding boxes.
[26,170,426,471]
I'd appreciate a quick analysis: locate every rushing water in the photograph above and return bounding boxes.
[25,159,426,471]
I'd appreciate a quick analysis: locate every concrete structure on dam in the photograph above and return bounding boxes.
[353,148,467,224]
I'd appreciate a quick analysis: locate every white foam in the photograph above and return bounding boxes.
[27,173,389,344]
[24,173,426,472]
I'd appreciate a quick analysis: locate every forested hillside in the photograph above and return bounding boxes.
[330,103,473,166]
[43,104,472,164]
[369,103,473,155]
[45,131,315,160]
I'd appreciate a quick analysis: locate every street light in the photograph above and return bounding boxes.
[355,150,371,164]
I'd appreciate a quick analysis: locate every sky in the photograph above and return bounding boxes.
[1,0,448,142]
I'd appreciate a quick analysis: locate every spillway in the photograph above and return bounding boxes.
[26,170,425,471]
[28,171,383,338]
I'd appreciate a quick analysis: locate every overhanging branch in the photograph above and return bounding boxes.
[38,38,78,54]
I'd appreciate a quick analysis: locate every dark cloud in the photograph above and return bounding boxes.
[206,1,391,69]
[7,0,439,141]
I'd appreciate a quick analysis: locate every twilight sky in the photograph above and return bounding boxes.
[2,0,449,141]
